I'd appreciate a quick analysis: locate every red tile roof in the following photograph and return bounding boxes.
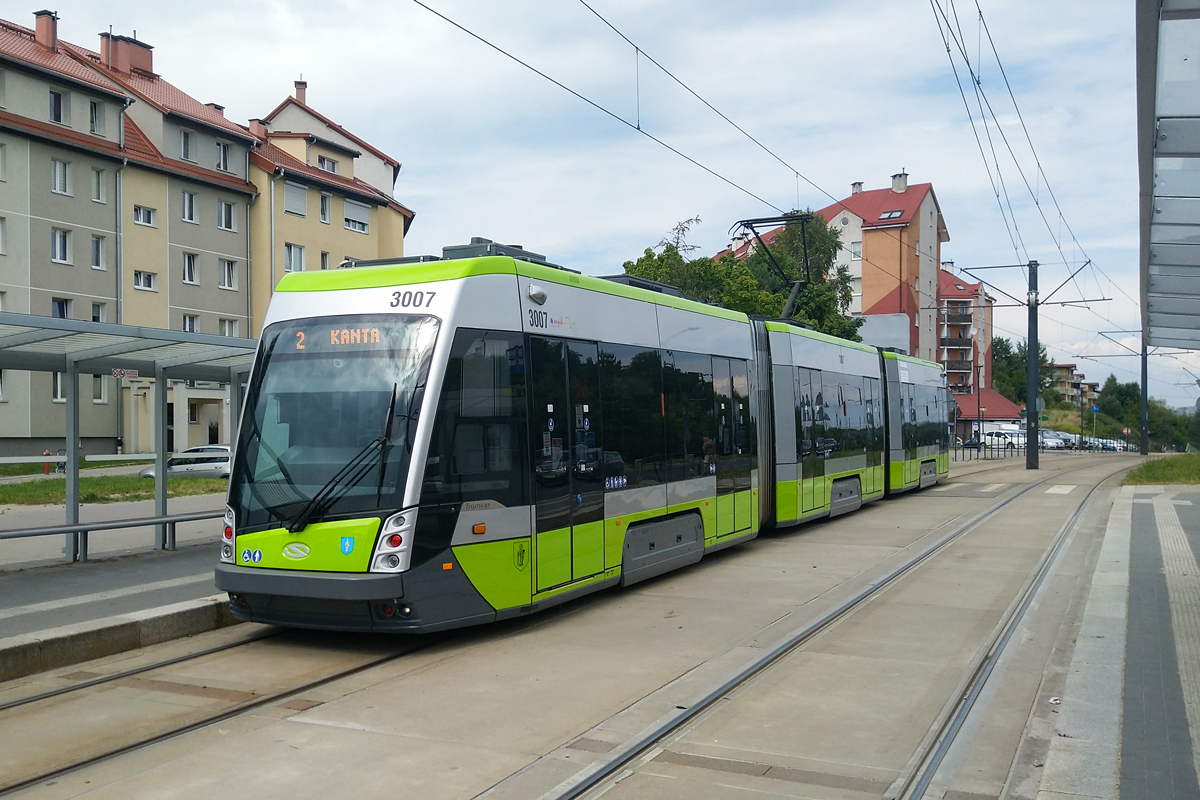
[263,96,399,169]
[0,19,126,96]
[815,183,935,231]
[0,106,122,158]
[938,269,981,300]
[251,139,413,221]
[61,43,255,141]
[954,388,1023,420]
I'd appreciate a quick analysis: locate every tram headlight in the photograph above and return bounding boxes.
[371,508,416,573]
[220,505,236,563]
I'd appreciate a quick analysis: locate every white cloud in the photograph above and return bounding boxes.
[32,1,1175,401]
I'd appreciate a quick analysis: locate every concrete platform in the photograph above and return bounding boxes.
[2,458,1196,800]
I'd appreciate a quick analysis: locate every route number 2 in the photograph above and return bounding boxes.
[391,290,435,308]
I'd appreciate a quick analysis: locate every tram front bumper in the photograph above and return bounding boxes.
[214,551,497,633]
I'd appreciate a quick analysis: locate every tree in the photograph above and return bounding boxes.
[624,214,862,341]
[990,336,1054,406]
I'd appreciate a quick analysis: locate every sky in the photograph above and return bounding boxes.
[32,0,1200,409]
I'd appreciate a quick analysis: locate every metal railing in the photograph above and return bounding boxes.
[0,511,222,562]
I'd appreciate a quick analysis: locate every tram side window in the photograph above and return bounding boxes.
[664,351,715,482]
[421,328,528,507]
[600,344,664,488]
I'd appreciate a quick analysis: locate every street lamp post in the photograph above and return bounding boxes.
[976,363,985,460]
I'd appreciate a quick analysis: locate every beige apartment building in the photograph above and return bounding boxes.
[0,11,411,455]
[938,267,994,396]
[246,81,412,336]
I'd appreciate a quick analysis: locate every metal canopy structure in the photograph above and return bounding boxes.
[1138,0,1200,349]
[0,311,258,560]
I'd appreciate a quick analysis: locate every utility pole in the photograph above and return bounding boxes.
[1026,260,1039,469]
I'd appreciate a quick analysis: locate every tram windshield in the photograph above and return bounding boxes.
[229,314,440,530]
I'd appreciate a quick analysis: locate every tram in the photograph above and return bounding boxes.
[215,251,950,632]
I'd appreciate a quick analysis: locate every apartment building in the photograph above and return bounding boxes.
[938,267,994,395]
[246,81,412,336]
[816,172,949,362]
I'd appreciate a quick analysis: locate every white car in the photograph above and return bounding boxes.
[139,445,231,479]
[983,431,1023,450]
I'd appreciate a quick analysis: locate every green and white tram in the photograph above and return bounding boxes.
[215,253,949,632]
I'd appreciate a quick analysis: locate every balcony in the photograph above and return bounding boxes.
[945,313,973,324]
[940,337,974,349]
[950,384,974,394]
[945,359,973,372]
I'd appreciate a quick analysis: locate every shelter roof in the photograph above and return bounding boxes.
[0,312,256,382]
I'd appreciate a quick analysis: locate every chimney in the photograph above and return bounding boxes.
[891,170,908,193]
[99,33,154,75]
[34,10,58,52]
[294,80,307,105]
[248,119,269,139]
[851,181,863,195]
[205,102,225,117]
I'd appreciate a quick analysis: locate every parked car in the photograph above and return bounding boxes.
[984,431,1023,450]
[139,445,231,479]
[1039,431,1065,450]
[961,436,982,450]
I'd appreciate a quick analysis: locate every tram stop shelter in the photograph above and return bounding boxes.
[0,311,257,560]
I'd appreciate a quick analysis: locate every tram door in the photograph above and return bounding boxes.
[713,357,750,536]
[528,336,605,592]
[798,368,826,513]
[902,383,917,484]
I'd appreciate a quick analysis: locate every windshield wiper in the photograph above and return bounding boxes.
[288,384,398,533]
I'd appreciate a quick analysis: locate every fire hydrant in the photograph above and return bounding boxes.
[43,449,52,475]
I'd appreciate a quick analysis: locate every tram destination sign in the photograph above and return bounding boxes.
[111,368,139,379]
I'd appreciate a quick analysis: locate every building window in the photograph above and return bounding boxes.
[217,201,235,231]
[344,200,369,234]
[53,372,64,402]
[317,155,338,173]
[215,141,230,171]
[879,209,903,220]
[182,191,197,222]
[851,241,862,260]
[218,318,237,337]
[284,243,304,272]
[321,251,330,270]
[49,89,64,123]
[0,142,6,181]
[182,314,198,333]
[90,235,105,270]
[219,258,236,289]
[133,270,156,290]
[91,302,105,323]
[189,402,199,424]
[319,193,331,224]
[51,229,70,263]
[89,101,103,134]
[89,168,105,203]
[93,374,107,403]
[51,159,70,195]
[284,182,307,216]
[181,130,193,161]
[52,297,70,319]
[183,252,198,284]
[0,217,6,254]
[133,205,156,226]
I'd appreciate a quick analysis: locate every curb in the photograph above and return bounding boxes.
[0,594,240,682]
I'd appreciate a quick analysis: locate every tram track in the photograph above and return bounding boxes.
[509,458,1132,800]
[0,630,444,796]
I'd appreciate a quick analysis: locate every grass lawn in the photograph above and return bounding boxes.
[1123,453,1200,485]
[0,459,153,478]
[0,475,227,505]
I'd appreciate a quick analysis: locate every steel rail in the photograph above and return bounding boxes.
[0,628,282,714]
[891,464,1129,800]
[0,635,443,796]
[533,459,1114,800]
